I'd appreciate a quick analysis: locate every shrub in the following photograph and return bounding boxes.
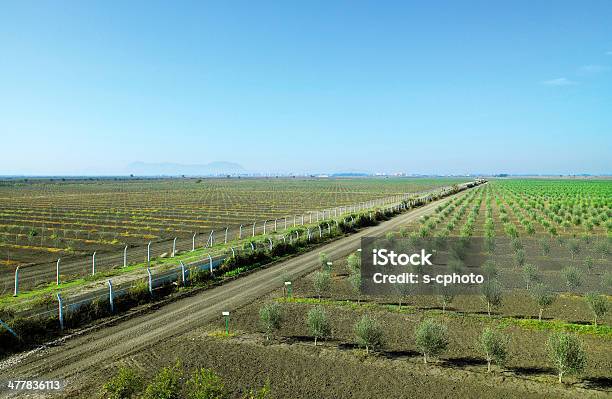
[561,266,583,292]
[348,271,362,303]
[547,332,586,384]
[479,327,509,372]
[567,240,581,260]
[312,271,331,300]
[143,361,183,399]
[436,285,455,313]
[319,252,330,270]
[540,239,550,256]
[102,366,143,399]
[583,256,594,274]
[481,279,503,316]
[354,315,383,354]
[530,283,557,321]
[481,260,498,281]
[514,248,526,268]
[584,293,608,326]
[521,264,540,290]
[307,306,331,346]
[185,368,225,399]
[414,319,449,364]
[346,253,360,274]
[259,303,282,340]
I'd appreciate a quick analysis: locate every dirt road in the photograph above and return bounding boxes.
[0,190,468,397]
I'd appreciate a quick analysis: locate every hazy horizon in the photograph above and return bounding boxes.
[1,1,611,176]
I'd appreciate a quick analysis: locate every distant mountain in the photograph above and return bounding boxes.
[127,161,246,176]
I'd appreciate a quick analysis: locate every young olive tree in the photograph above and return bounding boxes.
[481,279,503,316]
[481,260,499,282]
[313,271,331,300]
[521,263,540,290]
[354,314,384,354]
[103,366,143,399]
[346,252,361,274]
[584,293,608,326]
[259,303,282,341]
[562,266,583,292]
[319,252,330,270]
[530,283,557,321]
[479,327,509,372]
[414,319,449,364]
[185,368,226,399]
[307,306,331,346]
[348,270,362,304]
[547,332,586,384]
[436,284,455,313]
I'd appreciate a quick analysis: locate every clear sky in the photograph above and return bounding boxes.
[1,1,611,176]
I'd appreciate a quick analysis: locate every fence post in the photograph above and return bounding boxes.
[307,228,311,241]
[284,217,287,230]
[224,227,229,244]
[208,254,213,274]
[268,237,273,250]
[231,247,235,257]
[293,215,296,227]
[309,213,312,224]
[124,245,128,267]
[192,232,197,252]
[252,222,256,237]
[263,220,267,235]
[108,280,114,313]
[208,230,214,247]
[92,252,96,275]
[13,266,20,297]
[57,293,64,331]
[318,225,322,238]
[301,215,304,225]
[239,224,243,239]
[250,242,255,251]
[180,261,186,286]
[274,219,278,231]
[56,258,61,285]
[334,209,337,217]
[327,222,331,235]
[172,237,177,257]
[147,268,153,295]
[147,241,152,266]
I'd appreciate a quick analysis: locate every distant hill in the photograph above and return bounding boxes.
[127,161,246,176]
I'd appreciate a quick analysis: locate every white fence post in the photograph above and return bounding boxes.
[263,220,267,235]
[268,238,273,250]
[92,252,96,275]
[252,222,256,237]
[56,258,61,285]
[224,227,229,244]
[208,254,213,274]
[13,266,20,297]
[192,232,197,252]
[172,237,177,257]
[274,219,278,231]
[108,280,114,313]
[180,261,186,286]
[123,246,128,267]
[239,224,243,239]
[318,225,322,238]
[147,268,153,295]
[57,293,64,331]
[147,242,151,267]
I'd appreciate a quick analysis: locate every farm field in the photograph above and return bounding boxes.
[0,177,467,268]
[86,178,610,398]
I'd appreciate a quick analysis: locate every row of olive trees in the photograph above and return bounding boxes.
[260,302,588,384]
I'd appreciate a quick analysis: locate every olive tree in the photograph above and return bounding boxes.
[584,293,608,326]
[414,319,449,364]
[259,303,282,341]
[479,327,509,372]
[547,332,586,383]
[313,271,331,300]
[561,266,583,292]
[436,284,455,313]
[530,283,557,321]
[354,314,383,354]
[521,264,540,290]
[307,306,331,346]
[346,252,361,274]
[481,279,503,316]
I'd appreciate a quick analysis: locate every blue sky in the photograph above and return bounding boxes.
[1,1,611,175]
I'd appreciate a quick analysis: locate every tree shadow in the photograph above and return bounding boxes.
[443,356,487,368]
[582,376,612,390]
[337,342,360,350]
[380,349,420,360]
[509,365,555,376]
